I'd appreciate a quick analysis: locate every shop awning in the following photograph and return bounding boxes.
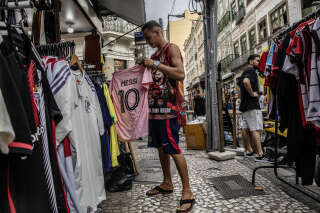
[92,0,146,26]
[60,0,103,34]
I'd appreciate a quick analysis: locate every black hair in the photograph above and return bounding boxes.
[247,54,260,64]
[142,20,161,32]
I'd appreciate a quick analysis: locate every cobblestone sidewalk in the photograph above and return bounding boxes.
[100,138,319,213]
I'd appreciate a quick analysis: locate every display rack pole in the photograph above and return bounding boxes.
[123,141,139,175]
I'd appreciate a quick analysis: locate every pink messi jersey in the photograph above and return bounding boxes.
[110,65,153,141]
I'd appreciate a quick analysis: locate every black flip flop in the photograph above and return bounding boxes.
[146,186,173,196]
[176,199,196,213]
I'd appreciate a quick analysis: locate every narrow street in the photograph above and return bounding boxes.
[100,135,320,213]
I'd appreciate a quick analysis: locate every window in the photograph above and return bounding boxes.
[270,4,288,33]
[238,0,244,8]
[231,1,236,20]
[258,19,268,42]
[249,28,256,50]
[240,35,247,54]
[233,41,240,58]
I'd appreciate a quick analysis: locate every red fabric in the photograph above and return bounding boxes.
[258,50,269,73]
[8,142,33,150]
[166,120,181,154]
[27,61,39,126]
[63,137,72,157]
[289,19,315,38]
[286,34,303,58]
[7,164,16,213]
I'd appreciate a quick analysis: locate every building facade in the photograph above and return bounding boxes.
[184,18,205,109]
[102,17,139,81]
[217,0,319,99]
[182,0,319,107]
[167,11,200,59]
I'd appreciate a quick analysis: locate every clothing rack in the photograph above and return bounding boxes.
[36,41,75,58]
[0,0,34,10]
[252,8,320,203]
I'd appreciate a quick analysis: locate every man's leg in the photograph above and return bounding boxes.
[171,153,194,211]
[242,128,254,153]
[240,113,254,153]
[157,147,173,189]
[248,110,264,157]
[147,120,173,195]
[251,130,263,156]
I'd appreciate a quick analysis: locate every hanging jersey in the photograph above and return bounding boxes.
[57,137,81,213]
[110,65,153,141]
[52,60,106,212]
[103,84,120,167]
[95,84,113,174]
[307,17,320,129]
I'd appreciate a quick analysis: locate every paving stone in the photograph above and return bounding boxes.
[100,138,319,213]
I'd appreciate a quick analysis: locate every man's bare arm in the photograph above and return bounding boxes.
[243,78,258,97]
[156,44,185,81]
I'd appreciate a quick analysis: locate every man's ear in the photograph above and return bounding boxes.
[154,27,162,36]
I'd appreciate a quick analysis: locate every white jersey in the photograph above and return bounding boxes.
[51,60,106,213]
[0,89,14,154]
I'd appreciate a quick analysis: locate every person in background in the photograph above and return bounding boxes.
[238,54,268,162]
[142,20,195,213]
[258,91,267,111]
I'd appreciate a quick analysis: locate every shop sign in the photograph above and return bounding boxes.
[135,32,146,45]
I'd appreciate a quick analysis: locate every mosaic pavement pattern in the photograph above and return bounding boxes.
[100,136,319,213]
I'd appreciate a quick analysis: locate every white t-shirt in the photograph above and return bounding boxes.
[0,89,14,154]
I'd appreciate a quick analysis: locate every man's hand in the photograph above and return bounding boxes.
[143,58,154,68]
[252,92,258,98]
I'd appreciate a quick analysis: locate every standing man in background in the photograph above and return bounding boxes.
[238,54,267,162]
[142,20,195,213]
